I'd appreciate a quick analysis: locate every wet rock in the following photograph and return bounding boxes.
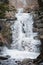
[21,59,35,65]
[33,53,43,65]
[0,55,10,60]
[6,17,17,21]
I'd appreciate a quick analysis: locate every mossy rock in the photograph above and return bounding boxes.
[0,3,9,18]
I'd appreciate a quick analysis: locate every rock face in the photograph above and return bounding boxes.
[33,0,43,64]
[0,19,12,47]
[9,0,39,11]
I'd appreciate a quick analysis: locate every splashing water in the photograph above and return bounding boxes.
[1,9,41,60]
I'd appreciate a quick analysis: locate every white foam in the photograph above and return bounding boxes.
[3,48,40,60]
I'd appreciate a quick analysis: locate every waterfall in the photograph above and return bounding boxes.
[0,9,41,60]
[20,0,27,6]
[11,9,41,52]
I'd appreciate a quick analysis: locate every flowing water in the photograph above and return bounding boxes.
[0,8,41,60]
[0,9,41,65]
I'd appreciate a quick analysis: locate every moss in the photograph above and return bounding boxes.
[0,3,9,18]
[0,2,16,18]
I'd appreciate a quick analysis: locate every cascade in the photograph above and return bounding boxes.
[0,8,41,60]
